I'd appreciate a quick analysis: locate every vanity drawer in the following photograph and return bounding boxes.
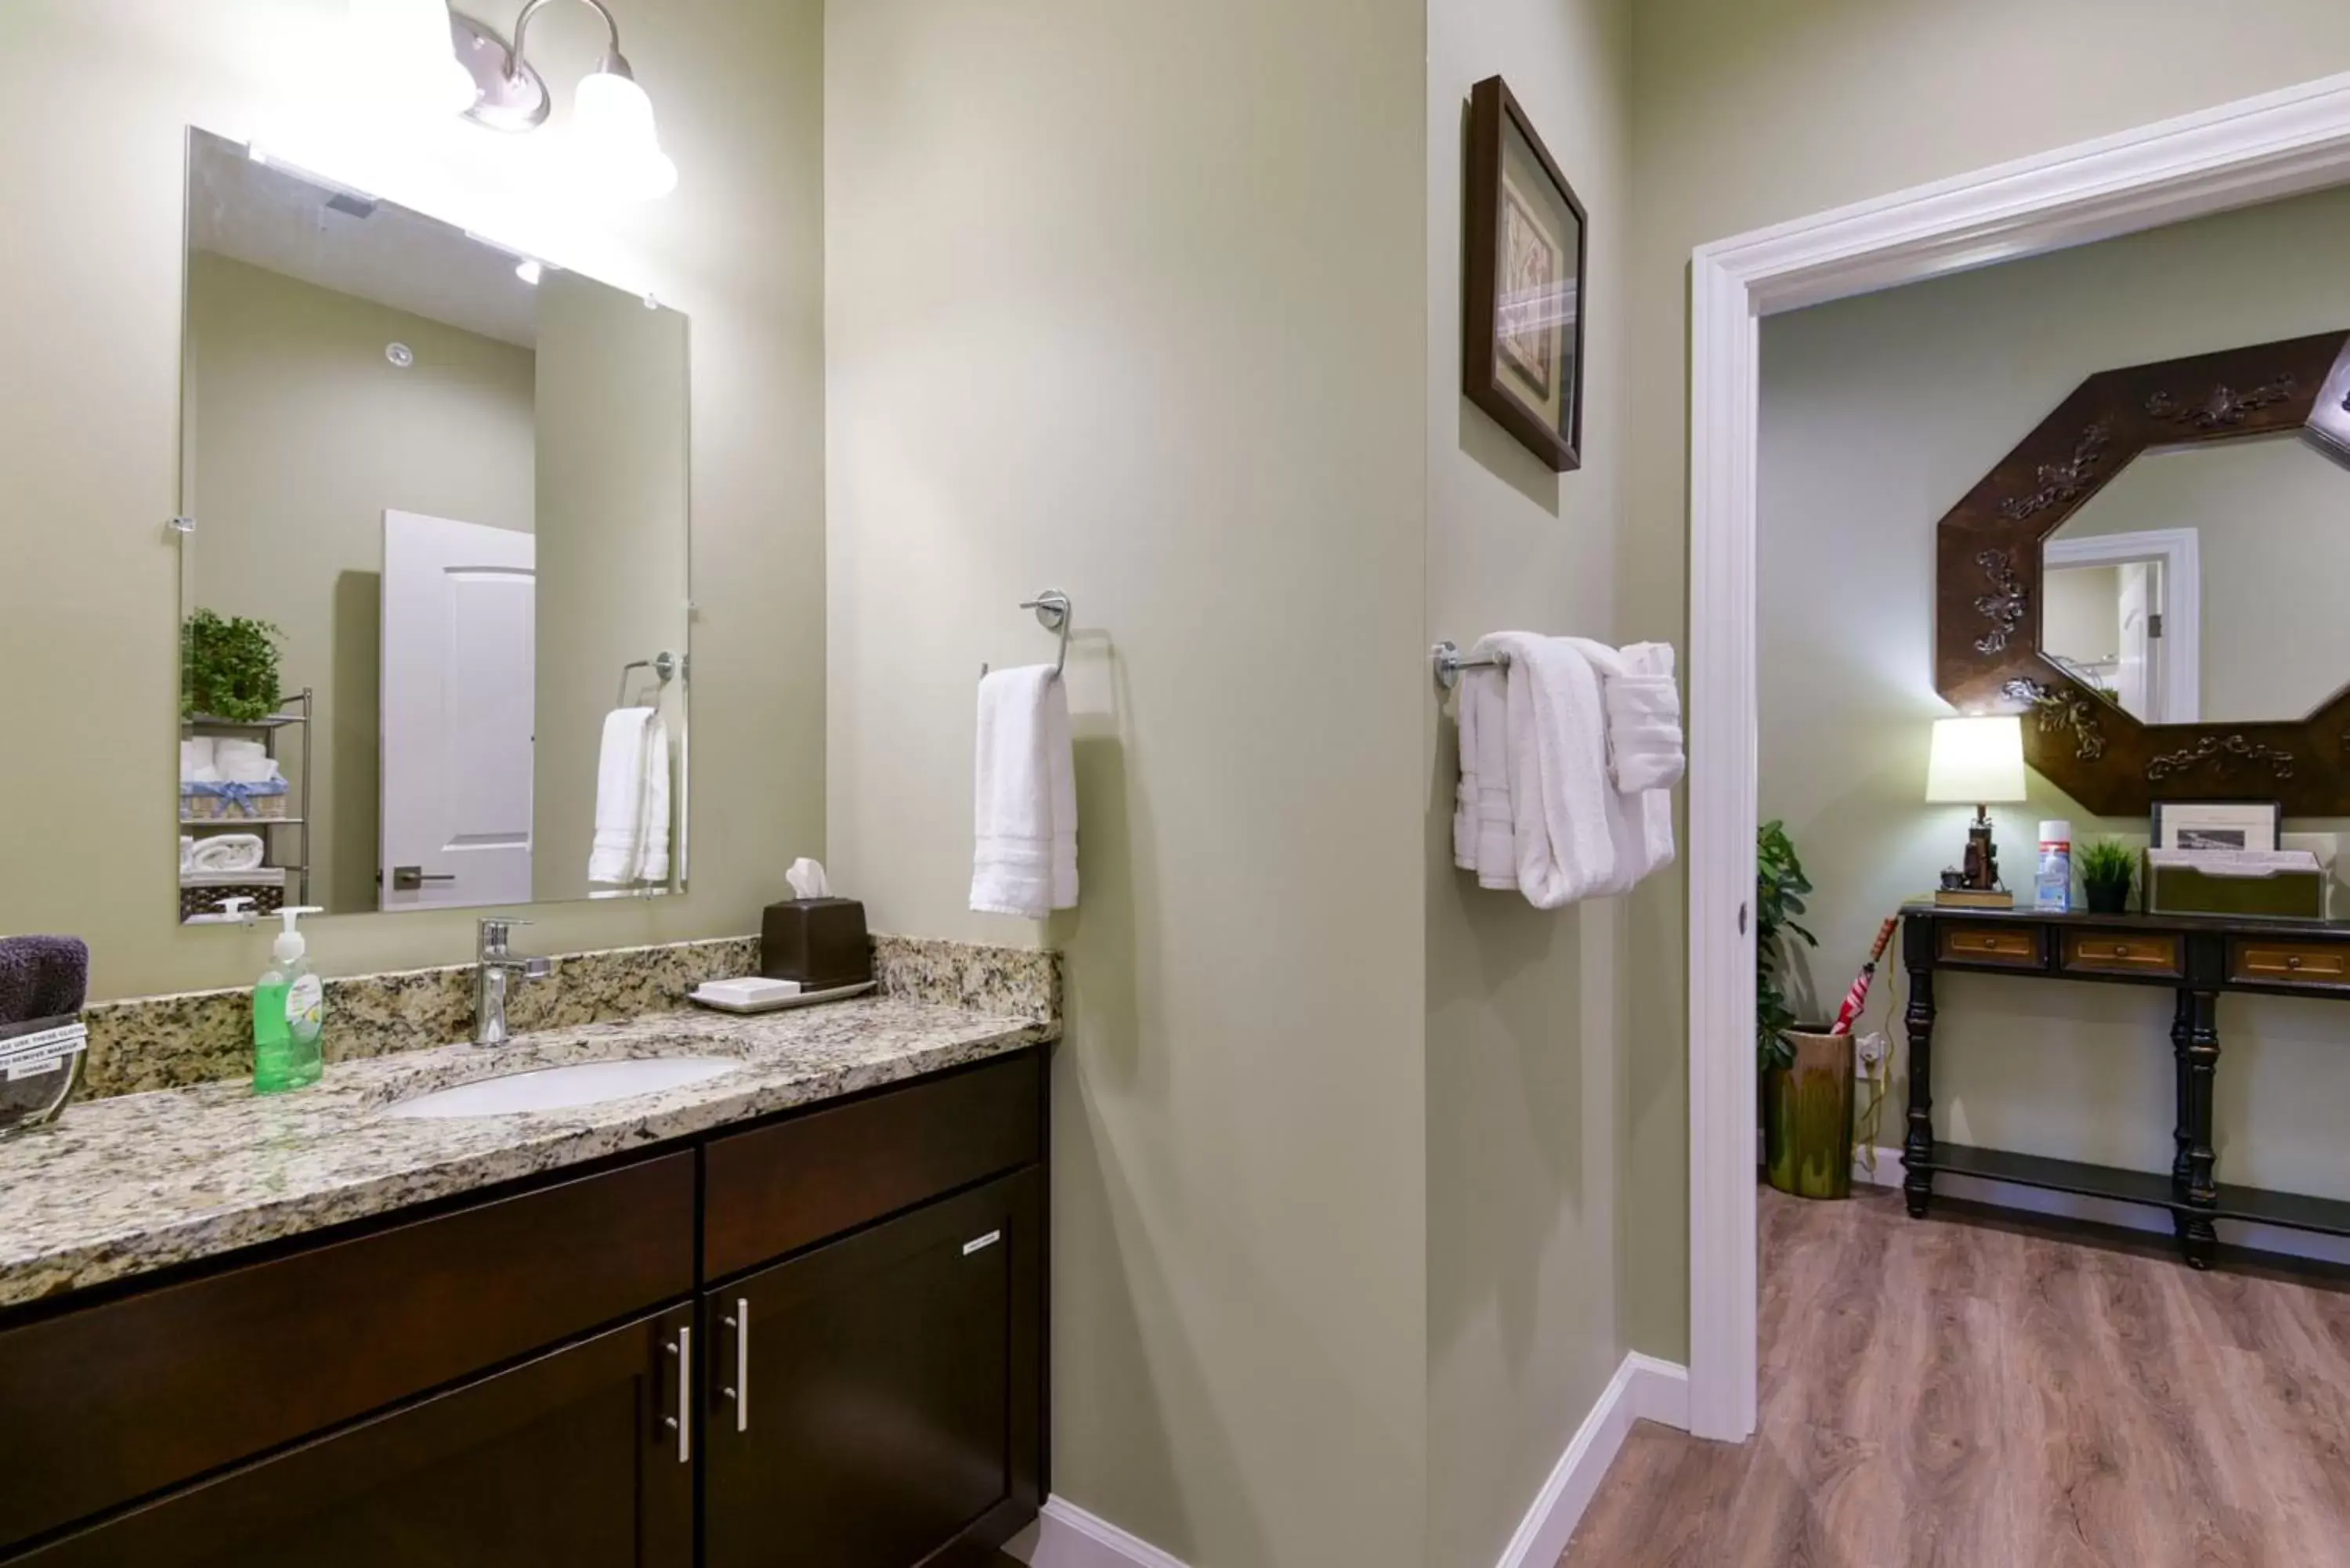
[703,1052,1042,1280]
[1937,922,2044,969]
[0,1151,694,1555]
[2061,929,2183,979]
[2229,937,2350,989]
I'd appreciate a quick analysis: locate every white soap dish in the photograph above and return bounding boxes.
[688,977,877,1014]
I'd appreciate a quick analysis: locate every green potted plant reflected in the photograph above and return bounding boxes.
[2078,837,2137,915]
[181,609,284,722]
[1759,821,1853,1199]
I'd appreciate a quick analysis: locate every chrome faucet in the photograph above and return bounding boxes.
[475,917,551,1046]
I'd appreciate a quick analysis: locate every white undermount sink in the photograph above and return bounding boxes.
[385,1057,741,1119]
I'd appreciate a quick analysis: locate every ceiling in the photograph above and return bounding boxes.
[186,128,540,348]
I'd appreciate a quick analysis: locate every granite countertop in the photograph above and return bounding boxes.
[0,997,1052,1310]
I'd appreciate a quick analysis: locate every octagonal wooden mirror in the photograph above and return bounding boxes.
[1936,331,2350,816]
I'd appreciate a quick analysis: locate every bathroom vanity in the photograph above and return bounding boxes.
[0,1000,1050,1566]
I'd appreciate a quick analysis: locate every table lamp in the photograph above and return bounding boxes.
[1927,715,2027,894]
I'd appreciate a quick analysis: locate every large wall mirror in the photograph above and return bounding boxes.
[1934,331,2350,816]
[177,128,690,924]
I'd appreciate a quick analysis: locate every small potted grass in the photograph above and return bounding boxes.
[2078,838,2137,915]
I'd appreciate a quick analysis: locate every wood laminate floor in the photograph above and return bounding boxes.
[1562,1185,2350,1567]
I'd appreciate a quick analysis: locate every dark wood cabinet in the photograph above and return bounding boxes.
[20,1305,695,1567]
[0,1050,1048,1565]
[705,1169,1045,1568]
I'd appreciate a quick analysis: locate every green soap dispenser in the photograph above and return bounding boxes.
[254,905,326,1094]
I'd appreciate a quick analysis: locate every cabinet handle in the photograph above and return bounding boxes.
[2288,956,2305,970]
[664,1326,692,1464]
[964,1230,1003,1255]
[722,1299,750,1433]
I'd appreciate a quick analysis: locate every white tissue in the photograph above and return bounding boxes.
[786,858,831,900]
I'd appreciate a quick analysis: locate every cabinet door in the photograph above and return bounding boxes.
[23,1304,696,1568]
[706,1169,1043,1567]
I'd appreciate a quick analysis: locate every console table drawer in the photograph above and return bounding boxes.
[2062,929,2183,978]
[1938,923,2043,968]
[2229,938,2350,988]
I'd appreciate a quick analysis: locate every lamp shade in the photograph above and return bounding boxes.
[573,69,679,199]
[1925,715,2027,804]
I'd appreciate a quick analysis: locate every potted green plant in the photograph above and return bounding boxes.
[2078,837,2137,915]
[1759,821,1853,1198]
[181,609,284,723]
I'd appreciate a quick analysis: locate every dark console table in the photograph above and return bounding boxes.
[1900,902,2350,1268]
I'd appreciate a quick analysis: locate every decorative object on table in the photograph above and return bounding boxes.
[0,935,90,1137]
[1927,714,2028,909]
[2076,837,2138,915]
[1929,329,2350,820]
[1462,74,1587,473]
[2146,847,2326,919]
[758,858,874,992]
[2034,819,2073,912]
[179,609,284,722]
[2152,799,2280,854]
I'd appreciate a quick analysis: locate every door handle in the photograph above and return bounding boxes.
[392,865,456,891]
[664,1326,692,1464]
[721,1299,750,1433]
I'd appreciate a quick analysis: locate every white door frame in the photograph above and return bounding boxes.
[2042,527,2203,722]
[1686,71,2350,1441]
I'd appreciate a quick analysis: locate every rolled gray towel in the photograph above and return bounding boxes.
[0,937,89,1024]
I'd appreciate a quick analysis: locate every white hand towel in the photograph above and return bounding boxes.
[1604,642,1684,794]
[189,833,266,873]
[179,739,215,784]
[1451,662,1517,891]
[971,666,1079,919]
[1566,637,1677,885]
[589,708,671,886]
[1486,633,1625,909]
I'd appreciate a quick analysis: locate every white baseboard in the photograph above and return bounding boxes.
[1493,1352,1691,1568]
[1002,1497,1190,1568]
[1853,1147,2350,1267]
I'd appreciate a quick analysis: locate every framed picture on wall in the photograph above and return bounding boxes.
[1462,74,1587,472]
[2152,800,2282,853]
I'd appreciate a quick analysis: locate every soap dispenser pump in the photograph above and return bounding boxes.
[254,905,326,1095]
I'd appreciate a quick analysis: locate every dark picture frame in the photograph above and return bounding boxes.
[1463,75,1587,472]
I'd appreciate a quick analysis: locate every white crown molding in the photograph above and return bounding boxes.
[1687,70,2350,1443]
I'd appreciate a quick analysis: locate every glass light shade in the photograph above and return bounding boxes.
[349,0,475,117]
[573,70,679,199]
[1925,715,2028,804]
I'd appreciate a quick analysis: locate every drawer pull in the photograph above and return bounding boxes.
[721,1299,750,1433]
[963,1230,1003,1256]
[2289,956,2304,970]
[665,1327,691,1464]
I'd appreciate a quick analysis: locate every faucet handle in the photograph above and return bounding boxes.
[519,956,553,981]
[478,916,533,956]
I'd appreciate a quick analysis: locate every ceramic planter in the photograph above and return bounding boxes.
[1763,1027,1853,1200]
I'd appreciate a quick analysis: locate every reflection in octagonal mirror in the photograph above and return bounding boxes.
[2040,431,2350,727]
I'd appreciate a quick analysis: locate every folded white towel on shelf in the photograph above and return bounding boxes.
[1452,632,1677,909]
[212,739,284,786]
[179,835,195,873]
[1603,641,1684,794]
[179,739,215,784]
[188,834,266,874]
[588,708,673,887]
[971,665,1078,919]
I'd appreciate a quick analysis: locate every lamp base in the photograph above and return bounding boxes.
[1936,804,2006,895]
[453,13,551,133]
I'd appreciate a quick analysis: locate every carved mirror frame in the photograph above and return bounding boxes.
[1936,331,2350,817]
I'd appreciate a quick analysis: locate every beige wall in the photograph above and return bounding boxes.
[1423,1,1632,1565]
[0,0,822,999]
[1762,184,2350,1209]
[1622,0,2350,1364]
[532,271,692,902]
[824,0,1431,1561]
[186,251,537,915]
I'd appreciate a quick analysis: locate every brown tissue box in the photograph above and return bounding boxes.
[760,898,873,991]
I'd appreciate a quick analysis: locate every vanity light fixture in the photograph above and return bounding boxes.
[450,0,679,199]
[349,0,479,119]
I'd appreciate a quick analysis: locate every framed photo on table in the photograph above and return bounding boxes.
[1463,74,1587,472]
[2152,800,2282,853]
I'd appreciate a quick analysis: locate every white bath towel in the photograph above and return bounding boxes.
[1452,662,1517,891]
[1603,641,1684,794]
[971,666,1078,919]
[188,833,266,873]
[1456,633,1675,909]
[1565,637,1676,887]
[179,738,215,784]
[589,708,672,887]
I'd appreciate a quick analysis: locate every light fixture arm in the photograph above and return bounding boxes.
[504,0,631,81]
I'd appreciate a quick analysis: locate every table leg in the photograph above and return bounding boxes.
[1902,959,1936,1219]
[2177,988,2220,1270]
